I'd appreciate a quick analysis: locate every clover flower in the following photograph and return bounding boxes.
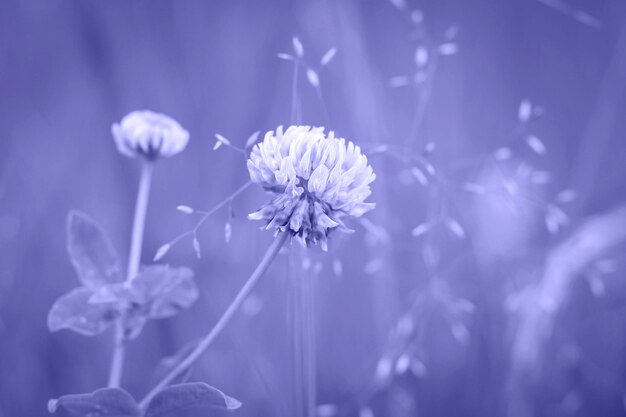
[112,110,189,159]
[247,125,375,250]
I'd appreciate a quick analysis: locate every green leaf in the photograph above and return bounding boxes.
[48,387,141,417]
[144,382,242,417]
[125,265,198,320]
[67,211,123,290]
[48,287,118,336]
[87,265,197,338]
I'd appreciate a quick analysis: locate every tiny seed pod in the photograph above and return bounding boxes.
[411,222,431,237]
[445,218,465,239]
[438,43,458,55]
[176,205,194,214]
[410,167,428,186]
[215,133,231,146]
[224,222,232,243]
[292,37,304,57]
[192,237,201,259]
[494,147,513,160]
[395,354,411,374]
[245,131,261,149]
[320,47,337,66]
[518,99,532,122]
[414,46,429,67]
[526,135,546,155]
[306,68,320,87]
[154,243,171,261]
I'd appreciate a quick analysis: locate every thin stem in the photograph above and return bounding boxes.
[403,38,439,150]
[108,323,126,388]
[303,259,317,417]
[191,181,251,234]
[108,160,154,388]
[139,231,290,409]
[161,181,252,254]
[289,248,317,417]
[222,142,246,154]
[314,85,331,127]
[127,161,154,282]
[289,256,304,417]
[291,60,300,125]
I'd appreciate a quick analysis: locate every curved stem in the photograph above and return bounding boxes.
[108,160,154,388]
[139,231,290,409]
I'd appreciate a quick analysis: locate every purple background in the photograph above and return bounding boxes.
[1,0,626,416]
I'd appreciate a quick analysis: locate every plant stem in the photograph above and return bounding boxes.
[108,160,154,388]
[290,249,317,417]
[291,60,300,125]
[314,85,331,127]
[162,181,252,253]
[139,231,290,409]
[191,181,251,234]
[108,323,126,388]
[127,161,154,282]
[303,267,316,417]
[403,36,439,150]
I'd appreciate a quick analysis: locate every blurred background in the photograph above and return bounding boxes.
[1,0,626,416]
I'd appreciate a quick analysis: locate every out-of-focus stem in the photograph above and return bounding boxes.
[314,85,331,126]
[290,248,317,417]
[404,42,439,150]
[508,204,626,417]
[291,60,300,125]
[139,231,289,409]
[108,160,154,388]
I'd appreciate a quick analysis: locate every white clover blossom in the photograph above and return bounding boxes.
[112,110,189,159]
[247,125,376,250]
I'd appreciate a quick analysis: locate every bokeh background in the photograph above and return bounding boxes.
[1,0,626,416]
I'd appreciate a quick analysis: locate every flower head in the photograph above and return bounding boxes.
[247,125,375,250]
[112,110,189,160]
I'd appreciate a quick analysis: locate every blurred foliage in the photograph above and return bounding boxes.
[1,0,626,416]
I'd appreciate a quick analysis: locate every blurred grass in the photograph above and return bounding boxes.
[0,0,625,416]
